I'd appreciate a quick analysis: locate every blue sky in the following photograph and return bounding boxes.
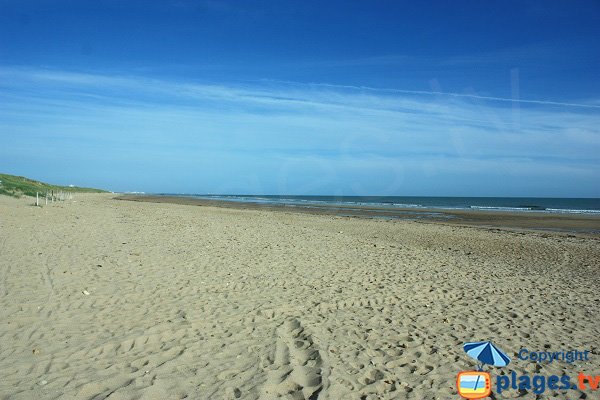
[1,1,599,196]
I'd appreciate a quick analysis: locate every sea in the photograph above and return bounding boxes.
[173,195,600,215]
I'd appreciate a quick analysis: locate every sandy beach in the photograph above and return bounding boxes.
[1,193,599,399]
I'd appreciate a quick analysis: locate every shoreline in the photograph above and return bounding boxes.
[115,194,600,236]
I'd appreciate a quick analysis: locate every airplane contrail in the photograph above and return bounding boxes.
[265,79,600,110]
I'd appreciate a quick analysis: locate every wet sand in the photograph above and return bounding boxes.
[116,195,600,235]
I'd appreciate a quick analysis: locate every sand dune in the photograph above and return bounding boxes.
[0,194,598,399]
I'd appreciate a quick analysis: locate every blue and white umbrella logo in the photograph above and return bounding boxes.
[463,341,511,370]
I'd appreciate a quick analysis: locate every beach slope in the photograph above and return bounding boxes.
[0,194,598,399]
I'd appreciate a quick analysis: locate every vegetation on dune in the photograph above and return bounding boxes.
[0,173,107,198]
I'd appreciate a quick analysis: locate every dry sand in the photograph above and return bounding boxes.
[0,194,599,399]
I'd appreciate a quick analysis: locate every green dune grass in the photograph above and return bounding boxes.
[0,173,107,198]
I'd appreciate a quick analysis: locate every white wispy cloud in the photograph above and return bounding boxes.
[261,79,600,110]
[0,67,598,195]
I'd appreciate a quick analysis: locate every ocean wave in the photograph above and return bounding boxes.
[470,206,536,211]
[391,203,424,208]
[545,208,600,214]
[470,205,600,214]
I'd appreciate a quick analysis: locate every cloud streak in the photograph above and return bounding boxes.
[0,67,598,195]
[263,79,600,110]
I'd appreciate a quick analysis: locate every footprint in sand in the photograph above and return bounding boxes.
[260,318,325,400]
